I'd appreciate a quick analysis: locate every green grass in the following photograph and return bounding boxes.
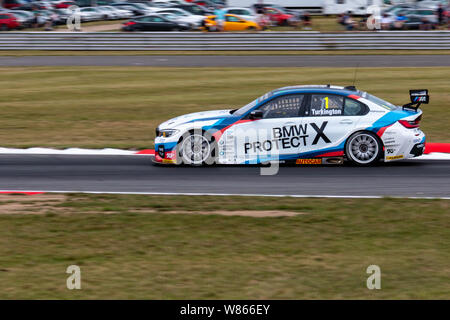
[0,194,448,299]
[0,66,448,149]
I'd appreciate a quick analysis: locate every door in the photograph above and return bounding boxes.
[224,14,245,31]
[231,94,306,164]
[300,93,363,157]
[152,16,172,31]
[138,17,163,31]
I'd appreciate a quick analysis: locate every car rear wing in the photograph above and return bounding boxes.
[403,89,429,111]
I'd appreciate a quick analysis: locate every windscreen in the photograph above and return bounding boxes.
[234,98,258,116]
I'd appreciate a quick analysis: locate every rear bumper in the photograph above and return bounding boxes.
[409,142,425,157]
[381,122,426,162]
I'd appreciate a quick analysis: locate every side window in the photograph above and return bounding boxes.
[344,98,369,116]
[226,15,240,22]
[309,94,344,116]
[257,94,304,119]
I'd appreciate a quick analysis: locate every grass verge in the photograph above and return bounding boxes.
[0,66,448,149]
[0,193,448,299]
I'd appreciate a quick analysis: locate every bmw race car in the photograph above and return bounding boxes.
[154,85,428,166]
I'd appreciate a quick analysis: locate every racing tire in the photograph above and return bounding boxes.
[0,24,9,31]
[247,26,256,31]
[345,131,383,166]
[177,131,216,166]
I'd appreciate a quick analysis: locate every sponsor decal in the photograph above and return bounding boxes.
[386,148,395,154]
[311,109,342,116]
[243,122,330,154]
[165,151,176,159]
[296,158,322,165]
[386,155,404,160]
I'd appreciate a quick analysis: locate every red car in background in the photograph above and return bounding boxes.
[53,1,76,9]
[0,13,21,31]
[264,7,294,26]
[2,0,31,10]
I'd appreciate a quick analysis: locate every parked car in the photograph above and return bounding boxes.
[52,8,72,24]
[30,1,55,10]
[158,12,195,29]
[192,0,220,10]
[153,8,204,27]
[122,14,191,31]
[8,10,34,28]
[204,14,261,31]
[93,6,120,20]
[102,6,133,19]
[222,7,257,22]
[391,8,438,29]
[0,12,21,30]
[2,0,32,10]
[79,7,103,21]
[74,0,122,7]
[173,3,213,16]
[110,2,153,16]
[252,2,302,20]
[263,7,294,26]
[382,3,415,16]
[151,0,174,8]
[417,0,448,11]
[52,1,76,9]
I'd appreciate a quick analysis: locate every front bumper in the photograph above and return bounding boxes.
[153,137,179,164]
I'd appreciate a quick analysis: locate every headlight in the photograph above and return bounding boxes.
[158,129,179,138]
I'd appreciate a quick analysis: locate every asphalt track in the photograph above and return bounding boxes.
[0,155,449,198]
[0,55,449,67]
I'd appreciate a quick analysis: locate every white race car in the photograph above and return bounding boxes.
[154,85,427,166]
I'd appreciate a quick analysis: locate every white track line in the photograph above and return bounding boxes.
[0,147,139,156]
[0,190,448,200]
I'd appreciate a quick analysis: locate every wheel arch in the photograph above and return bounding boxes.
[344,129,385,159]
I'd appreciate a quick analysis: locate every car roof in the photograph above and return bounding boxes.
[270,85,360,96]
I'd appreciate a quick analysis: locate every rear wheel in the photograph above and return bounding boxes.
[247,26,256,31]
[0,24,8,31]
[345,131,382,166]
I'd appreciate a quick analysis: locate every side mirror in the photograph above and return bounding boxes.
[249,110,263,119]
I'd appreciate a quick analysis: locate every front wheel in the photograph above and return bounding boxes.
[177,131,216,166]
[345,131,382,166]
